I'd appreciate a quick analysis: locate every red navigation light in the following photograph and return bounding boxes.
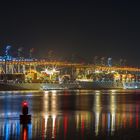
[22,101,28,107]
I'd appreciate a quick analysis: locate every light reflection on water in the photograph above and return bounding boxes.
[0,90,139,139]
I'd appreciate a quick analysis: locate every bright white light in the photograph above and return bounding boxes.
[52,68,56,72]
[95,90,100,95]
[111,71,115,73]
[42,68,60,75]
[95,70,100,73]
[45,69,53,75]
[51,90,57,95]
[110,90,117,94]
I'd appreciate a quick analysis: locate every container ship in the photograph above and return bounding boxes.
[0,50,140,90]
[0,74,139,90]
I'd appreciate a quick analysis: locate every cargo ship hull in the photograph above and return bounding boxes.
[0,81,139,90]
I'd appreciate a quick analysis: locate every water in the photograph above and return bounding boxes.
[0,90,140,140]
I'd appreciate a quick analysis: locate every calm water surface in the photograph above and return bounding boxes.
[0,90,140,140]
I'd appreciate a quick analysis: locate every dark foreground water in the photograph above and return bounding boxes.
[0,90,140,140]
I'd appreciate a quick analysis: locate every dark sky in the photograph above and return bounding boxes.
[0,1,140,66]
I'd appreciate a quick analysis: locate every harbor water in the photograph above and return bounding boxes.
[0,89,140,139]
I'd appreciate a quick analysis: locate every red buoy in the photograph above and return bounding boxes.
[22,101,28,115]
[20,101,31,124]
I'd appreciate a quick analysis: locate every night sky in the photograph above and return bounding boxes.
[0,1,140,66]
